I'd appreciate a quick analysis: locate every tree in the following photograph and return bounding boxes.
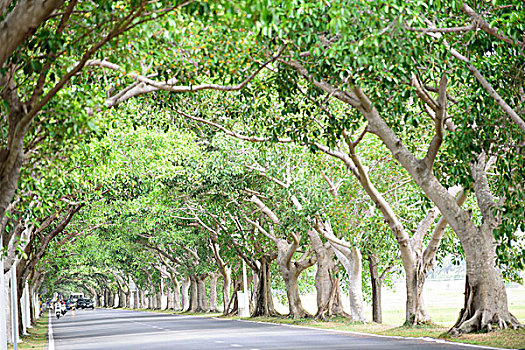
[249,0,524,333]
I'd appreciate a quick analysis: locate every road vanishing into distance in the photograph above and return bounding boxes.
[49,309,483,350]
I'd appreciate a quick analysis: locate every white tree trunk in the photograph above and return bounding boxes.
[209,273,219,312]
[196,275,209,312]
[181,276,190,311]
[332,246,367,322]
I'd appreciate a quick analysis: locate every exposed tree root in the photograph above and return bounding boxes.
[449,309,523,336]
[448,279,523,336]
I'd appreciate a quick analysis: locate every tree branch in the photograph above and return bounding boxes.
[249,195,280,225]
[174,109,292,143]
[424,73,448,167]
[423,187,467,267]
[461,4,525,50]
[420,19,525,133]
[99,46,285,107]
[0,0,63,67]
[245,216,277,243]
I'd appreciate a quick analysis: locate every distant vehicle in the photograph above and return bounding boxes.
[77,298,94,309]
[65,299,77,310]
[70,292,84,302]
[84,299,94,309]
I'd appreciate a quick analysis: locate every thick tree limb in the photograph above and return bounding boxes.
[461,4,525,50]
[244,164,289,187]
[249,195,280,225]
[410,208,438,254]
[420,20,525,134]
[0,0,63,67]
[245,217,277,243]
[97,46,285,107]
[423,187,467,267]
[471,152,499,230]
[424,73,448,167]
[405,24,475,34]
[321,172,338,197]
[279,59,361,107]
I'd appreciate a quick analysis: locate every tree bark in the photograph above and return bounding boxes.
[189,275,198,312]
[252,255,279,317]
[221,267,231,315]
[0,0,63,67]
[368,253,382,323]
[276,239,316,319]
[196,274,209,312]
[181,276,190,311]
[307,228,348,319]
[209,272,220,312]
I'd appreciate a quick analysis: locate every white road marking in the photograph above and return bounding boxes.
[215,340,225,343]
[48,311,55,350]
[231,344,242,347]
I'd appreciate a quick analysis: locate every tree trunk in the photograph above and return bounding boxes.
[221,267,231,315]
[173,286,181,311]
[331,245,367,322]
[168,276,181,311]
[404,261,431,325]
[449,226,520,335]
[252,256,279,317]
[181,276,190,311]
[140,290,146,309]
[149,288,155,309]
[344,88,520,332]
[368,253,382,323]
[167,288,175,310]
[189,275,198,312]
[209,272,220,312]
[107,291,113,308]
[196,274,209,312]
[225,278,240,316]
[117,288,124,308]
[125,291,131,309]
[280,267,309,319]
[308,228,348,319]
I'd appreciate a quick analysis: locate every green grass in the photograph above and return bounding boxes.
[235,316,525,349]
[109,303,525,349]
[8,313,49,350]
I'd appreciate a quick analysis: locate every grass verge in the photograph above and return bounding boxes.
[7,312,49,350]
[231,316,525,349]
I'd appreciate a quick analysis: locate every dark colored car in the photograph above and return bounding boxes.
[77,298,94,309]
[84,299,94,309]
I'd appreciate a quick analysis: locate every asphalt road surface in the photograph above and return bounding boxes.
[49,308,484,350]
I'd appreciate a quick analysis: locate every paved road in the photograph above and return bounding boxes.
[49,308,483,350]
